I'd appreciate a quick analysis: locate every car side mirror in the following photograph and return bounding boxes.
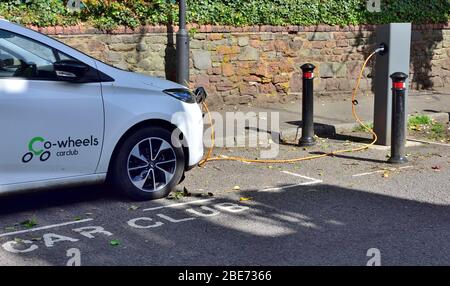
[194,87,207,103]
[54,60,89,81]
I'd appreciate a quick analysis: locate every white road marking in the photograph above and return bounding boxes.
[352,166,414,177]
[352,170,384,177]
[260,171,322,192]
[142,198,215,212]
[261,183,315,192]
[0,219,94,238]
[281,171,322,183]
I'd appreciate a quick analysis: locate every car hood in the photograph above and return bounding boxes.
[127,72,188,91]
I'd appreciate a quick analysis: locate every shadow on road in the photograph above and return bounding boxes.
[0,184,120,215]
[0,179,448,265]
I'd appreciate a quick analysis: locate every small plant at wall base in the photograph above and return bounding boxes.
[353,122,374,133]
[0,0,449,29]
[408,115,450,143]
[408,115,433,131]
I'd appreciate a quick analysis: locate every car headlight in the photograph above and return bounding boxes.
[163,89,196,103]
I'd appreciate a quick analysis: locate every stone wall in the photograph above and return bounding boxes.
[35,23,450,106]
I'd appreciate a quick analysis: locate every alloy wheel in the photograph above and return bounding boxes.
[127,137,177,192]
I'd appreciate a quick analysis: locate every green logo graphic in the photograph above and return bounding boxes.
[28,137,45,156]
[22,137,51,163]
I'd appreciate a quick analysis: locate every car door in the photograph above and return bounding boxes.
[0,29,104,186]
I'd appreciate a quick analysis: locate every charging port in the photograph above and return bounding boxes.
[377,42,388,56]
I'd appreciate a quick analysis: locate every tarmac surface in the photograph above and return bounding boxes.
[0,138,449,266]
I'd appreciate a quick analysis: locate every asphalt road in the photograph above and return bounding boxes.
[0,140,449,266]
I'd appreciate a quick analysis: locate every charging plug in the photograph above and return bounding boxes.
[375,43,388,56]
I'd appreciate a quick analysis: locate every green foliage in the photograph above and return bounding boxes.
[365,0,450,25]
[0,0,78,27]
[20,218,38,229]
[0,0,448,29]
[188,0,321,26]
[408,115,432,130]
[429,122,446,140]
[408,115,448,141]
[353,122,374,133]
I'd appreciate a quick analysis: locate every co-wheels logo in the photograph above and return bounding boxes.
[22,136,99,163]
[22,137,51,163]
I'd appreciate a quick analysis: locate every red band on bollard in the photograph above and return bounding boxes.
[303,72,314,79]
[393,81,406,89]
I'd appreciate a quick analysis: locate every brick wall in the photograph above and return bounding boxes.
[34,23,450,106]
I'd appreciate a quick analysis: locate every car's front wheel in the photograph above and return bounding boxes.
[110,126,185,201]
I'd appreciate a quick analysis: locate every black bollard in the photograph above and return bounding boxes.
[388,72,408,164]
[299,63,316,147]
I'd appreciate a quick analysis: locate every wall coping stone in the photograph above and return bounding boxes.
[28,22,450,36]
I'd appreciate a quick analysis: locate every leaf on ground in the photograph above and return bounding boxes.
[110,240,121,246]
[128,205,139,211]
[431,165,441,171]
[85,212,94,216]
[382,171,390,178]
[194,191,214,198]
[73,216,83,221]
[20,219,37,229]
[171,191,184,200]
[31,237,42,242]
[14,238,23,243]
[239,197,252,202]
[233,186,241,191]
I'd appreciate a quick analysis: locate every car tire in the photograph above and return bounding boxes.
[110,126,185,201]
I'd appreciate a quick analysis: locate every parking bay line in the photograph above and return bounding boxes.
[261,171,323,192]
[352,166,414,178]
[142,198,216,212]
[143,172,322,207]
[0,218,94,238]
[281,171,323,183]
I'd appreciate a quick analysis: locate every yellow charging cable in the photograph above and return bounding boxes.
[198,51,378,166]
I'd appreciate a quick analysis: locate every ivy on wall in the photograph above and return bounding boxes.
[0,0,449,29]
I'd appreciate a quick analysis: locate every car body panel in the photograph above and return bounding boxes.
[0,79,104,185]
[97,80,204,173]
[0,19,204,194]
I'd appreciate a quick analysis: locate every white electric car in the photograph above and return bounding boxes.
[0,19,206,200]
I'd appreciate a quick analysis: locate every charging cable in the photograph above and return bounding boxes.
[199,48,382,166]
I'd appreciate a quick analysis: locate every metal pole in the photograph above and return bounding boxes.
[388,72,408,164]
[176,0,189,86]
[299,63,316,147]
